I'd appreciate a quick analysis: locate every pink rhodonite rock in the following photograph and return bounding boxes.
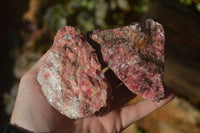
[90,19,165,101]
[37,26,112,119]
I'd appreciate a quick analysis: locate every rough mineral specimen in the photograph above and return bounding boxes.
[90,19,165,101]
[37,26,112,119]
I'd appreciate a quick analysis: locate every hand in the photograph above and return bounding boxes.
[10,51,175,133]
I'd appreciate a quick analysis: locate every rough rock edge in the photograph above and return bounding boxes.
[89,19,165,102]
[37,26,112,119]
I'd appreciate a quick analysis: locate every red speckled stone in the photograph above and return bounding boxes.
[37,26,112,119]
[90,19,165,101]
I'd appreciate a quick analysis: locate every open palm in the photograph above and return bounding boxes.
[11,51,175,133]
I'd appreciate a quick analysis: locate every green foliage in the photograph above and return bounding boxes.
[3,97,10,105]
[135,128,145,133]
[179,0,192,5]
[43,4,67,37]
[78,0,97,10]
[42,0,151,35]
[133,0,150,13]
[196,3,200,11]
[179,0,200,12]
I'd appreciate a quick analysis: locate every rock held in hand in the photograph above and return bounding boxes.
[90,19,165,102]
[37,26,112,119]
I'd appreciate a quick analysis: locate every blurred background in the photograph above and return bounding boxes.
[0,0,200,132]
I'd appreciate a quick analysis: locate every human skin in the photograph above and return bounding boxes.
[10,50,175,133]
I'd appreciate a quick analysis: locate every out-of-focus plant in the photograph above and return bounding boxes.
[180,0,193,5]
[133,0,150,13]
[196,3,200,11]
[63,0,151,33]
[180,0,200,12]
[43,4,67,37]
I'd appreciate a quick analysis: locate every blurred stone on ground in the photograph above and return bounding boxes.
[122,96,200,133]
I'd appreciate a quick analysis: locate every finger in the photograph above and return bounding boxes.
[119,88,175,130]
